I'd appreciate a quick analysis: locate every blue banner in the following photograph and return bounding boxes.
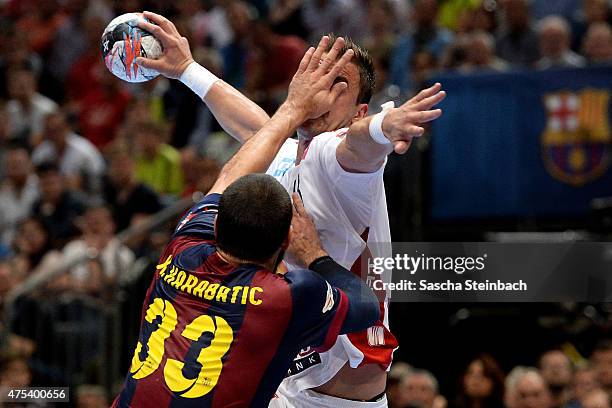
[431,66,612,220]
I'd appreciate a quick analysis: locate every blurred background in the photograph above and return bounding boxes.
[0,0,610,407]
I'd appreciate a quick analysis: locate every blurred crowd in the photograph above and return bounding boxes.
[1,334,610,407]
[0,0,609,302]
[0,0,610,406]
[387,341,612,408]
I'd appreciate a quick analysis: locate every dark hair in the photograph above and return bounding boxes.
[325,33,375,104]
[6,62,35,77]
[216,174,292,263]
[5,140,31,154]
[593,339,612,355]
[35,161,61,176]
[454,353,505,408]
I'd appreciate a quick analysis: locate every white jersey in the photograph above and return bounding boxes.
[266,129,396,399]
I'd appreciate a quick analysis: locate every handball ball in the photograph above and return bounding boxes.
[101,13,163,83]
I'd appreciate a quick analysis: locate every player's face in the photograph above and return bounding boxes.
[297,61,367,139]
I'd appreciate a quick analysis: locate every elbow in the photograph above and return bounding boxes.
[362,291,380,328]
[341,290,380,334]
[350,289,380,332]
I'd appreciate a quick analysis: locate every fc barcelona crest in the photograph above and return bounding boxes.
[541,89,611,186]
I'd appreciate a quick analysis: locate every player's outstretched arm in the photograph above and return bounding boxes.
[337,83,446,173]
[207,37,353,194]
[288,193,379,333]
[136,11,270,143]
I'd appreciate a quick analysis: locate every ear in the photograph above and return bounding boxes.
[352,103,368,124]
[281,229,290,251]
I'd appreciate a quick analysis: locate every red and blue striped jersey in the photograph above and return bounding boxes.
[113,194,348,408]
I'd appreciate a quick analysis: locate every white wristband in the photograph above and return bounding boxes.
[179,61,219,99]
[368,101,395,145]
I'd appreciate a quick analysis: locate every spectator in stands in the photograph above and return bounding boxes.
[71,16,131,149]
[495,0,540,67]
[47,0,112,100]
[463,31,509,72]
[454,4,498,35]
[61,205,134,297]
[104,150,162,232]
[0,261,19,299]
[174,0,208,48]
[5,65,58,144]
[0,29,43,99]
[268,0,309,39]
[134,121,184,197]
[14,0,66,55]
[0,104,9,148]
[0,144,39,246]
[76,384,108,408]
[180,149,221,200]
[362,0,400,56]
[221,1,255,89]
[572,366,599,404]
[582,22,612,63]
[246,19,308,111]
[536,16,586,69]
[531,0,581,22]
[191,0,233,49]
[387,362,413,408]
[538,350,573,408]
[398,368,441,408]
[454,353,505,408]
[592,340,612,400]
[179,48,224,153]
[572,0,611,50]
[31,162,85,247]
[32,111,105,195]
[301,0,364,44]
[581,388,611,408]
[389,0,453,92]
[0,352,32,389]
[369,51,405,110]
[11,217,53,276]
[505,367,553,408]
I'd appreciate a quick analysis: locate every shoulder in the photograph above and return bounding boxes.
[32,142,54,159]
[68,133,99,152]
[5,100,20,113]
[33,94,58,112]
[305,128,347,156]
[174,193,220,237]
[63,239,86,254]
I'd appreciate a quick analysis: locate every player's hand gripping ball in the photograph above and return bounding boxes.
[101,13,162,83]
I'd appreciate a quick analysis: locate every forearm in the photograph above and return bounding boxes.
[309,256,379,333]
[339,117,394,173]
[208,102,304,194]
[204,81,270,143]
[181,62,270,143]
